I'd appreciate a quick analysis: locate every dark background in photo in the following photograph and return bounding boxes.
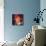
[12,14,24,25]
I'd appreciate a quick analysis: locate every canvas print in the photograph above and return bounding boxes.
[12,14,24,25]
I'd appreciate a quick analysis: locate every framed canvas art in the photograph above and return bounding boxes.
[12,14,24,26]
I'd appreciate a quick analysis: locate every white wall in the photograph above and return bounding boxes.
[40,0,46,26]
[0,0,4,42]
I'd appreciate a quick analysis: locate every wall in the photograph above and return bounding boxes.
[40,0,46,26]
[0,0,4,42]
[4,0,40,42]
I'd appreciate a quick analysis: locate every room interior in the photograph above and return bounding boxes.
[0,0,46,46]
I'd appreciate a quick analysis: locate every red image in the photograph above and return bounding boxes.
[12,14,24,25]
